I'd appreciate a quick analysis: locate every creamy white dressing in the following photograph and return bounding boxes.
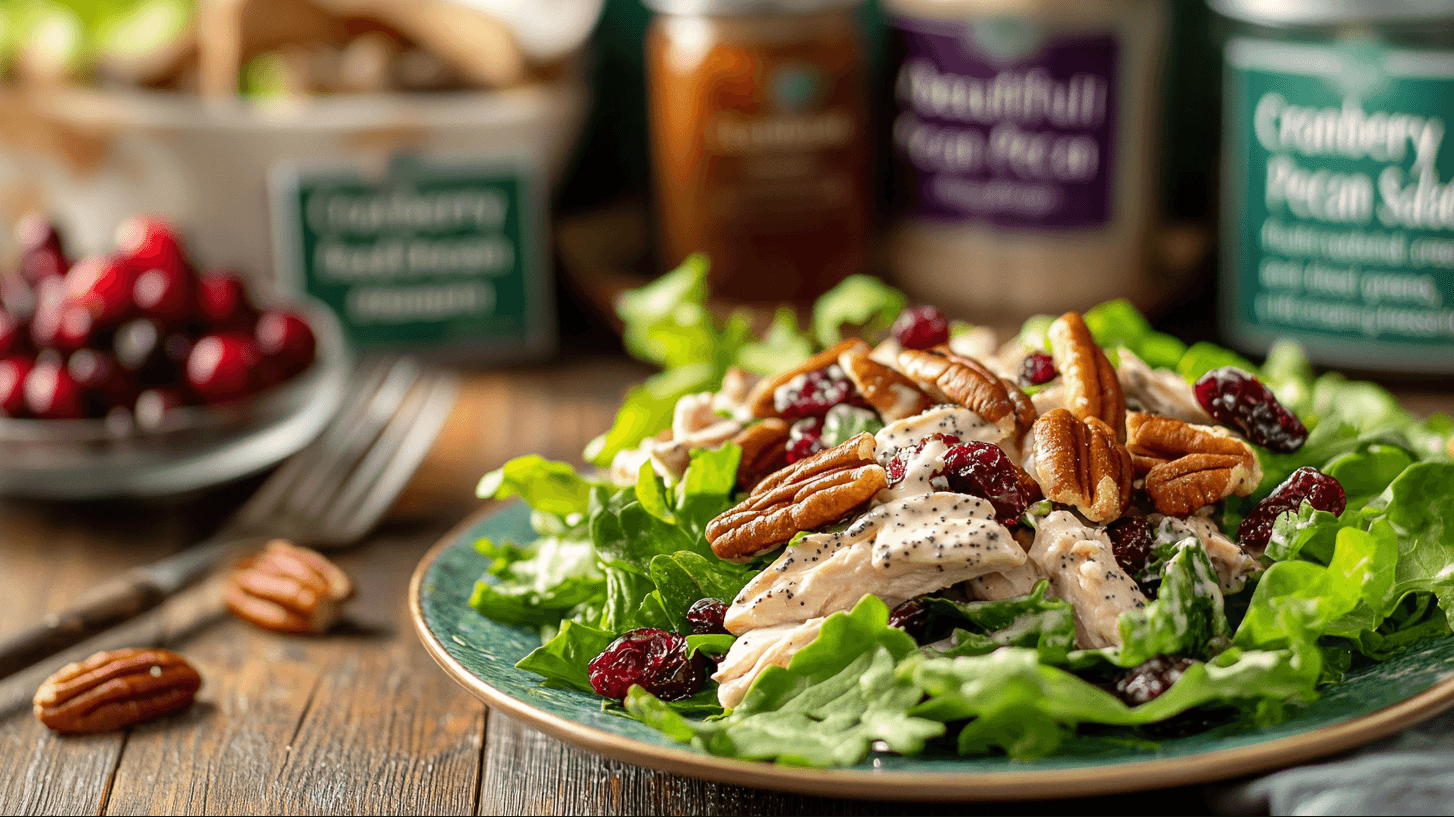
[774,363,847,414]
[874,404,1003,462]
[1028,510,1147,649]
[1151,511,1260,593]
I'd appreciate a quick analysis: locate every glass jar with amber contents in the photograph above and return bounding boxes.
[645,0,870,304]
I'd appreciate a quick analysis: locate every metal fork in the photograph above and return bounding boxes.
[0,356,459,679]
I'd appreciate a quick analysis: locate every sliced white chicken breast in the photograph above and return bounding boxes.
[712,617,825,708]
[1149,511,1259,593]
[1027,510,1147,649]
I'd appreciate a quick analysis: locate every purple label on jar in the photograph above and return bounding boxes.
[890,17,1118,229]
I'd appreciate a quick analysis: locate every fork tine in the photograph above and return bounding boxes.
[318,371,459,544]
[232,356,413,532]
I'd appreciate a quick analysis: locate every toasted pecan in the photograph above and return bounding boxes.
[730,419,792,491]
[1048,312,1126,439]
[897,349,1018,435]
[838,348,934,422]
[1126,412,1261,516]
[745,339,870,418]
[34,648,202,734]
[706,432,885,562]
[1031,408,1133,523]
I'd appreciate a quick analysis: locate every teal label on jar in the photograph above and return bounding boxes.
[270,155,553,355]
[1223,37,1454,371]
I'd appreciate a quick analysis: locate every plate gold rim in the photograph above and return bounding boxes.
[409,506,1454,802]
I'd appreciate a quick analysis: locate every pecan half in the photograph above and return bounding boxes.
[897,349,1019,435]
[1048,312,1126,439]
[1001,376,1038,446]
[838,347,934,422]
[1126,412,1262,516]
[745,339,869,418]
[225,540,355,634]
[34,648,201,734]
[706,432,886,562]
[1031,408,1133,523]
[731,419,791,491]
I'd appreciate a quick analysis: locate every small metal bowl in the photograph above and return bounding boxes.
[0,298,352,499]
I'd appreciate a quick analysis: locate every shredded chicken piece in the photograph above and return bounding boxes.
[1117,349,1213,425]
[1149,510,1259,593]
[968,560,1048,601]
[1027,510,1147,649]
[712,618,824,709]
[874,403,1021,464]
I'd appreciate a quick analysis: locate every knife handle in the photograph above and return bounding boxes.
[0,576,167,680]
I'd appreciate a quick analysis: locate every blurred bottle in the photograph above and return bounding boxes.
[883,0,1170,326]
[1212,0,1454,375]
[645,0,871,304]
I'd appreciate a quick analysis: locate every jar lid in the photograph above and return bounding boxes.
[645,0,861,14]
[1210,0,1454,26]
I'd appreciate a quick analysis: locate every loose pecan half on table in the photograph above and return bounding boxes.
[34,648,202,734]
[1126,412,1262,516]
[226,540,355,634]
[706,432,887,562]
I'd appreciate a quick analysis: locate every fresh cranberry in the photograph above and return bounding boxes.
[53,304,100,352]
[1113,655,1200,706]
[256,310,316,377]
[135,388,187,431]
[1194,367,1308,453]
[785,416,825,463]
[586,628,708,702]
[1019,352,1058,386]
[114,217,187,276]
[892,306,950,350]
[113,318,177,386]
[197,271,257,329]
[186,334,261,403]
[941,441,1032,525]
[885,432,962,485]
[1,275,38,320]
[774,365,867,419]
[1106,516,1153,577]
[0,356,33,416]
[27,277,67,349]
[65,256,135,329]
[1237,466,1346,552]
[68,349,133,418]
[24,358,83,419]
[132,265,196,326]
[0,311,21,357]
[888,598,932,642]
[686,598,730,636]
[15,215,67,284]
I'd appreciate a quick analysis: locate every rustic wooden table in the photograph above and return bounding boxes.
[1,355,1444,816]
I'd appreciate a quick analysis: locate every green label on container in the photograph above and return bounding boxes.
[271,155,551,352]
[1223,38,1454,370]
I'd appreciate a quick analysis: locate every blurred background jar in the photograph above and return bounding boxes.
[882,0,1170,327]
[1212,0,1454,375]
[645,0,871,304]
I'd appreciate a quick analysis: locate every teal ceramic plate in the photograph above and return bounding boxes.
[411,503,1454,801]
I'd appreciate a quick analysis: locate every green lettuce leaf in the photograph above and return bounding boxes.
[812,275,906,349]
[925,581,1076,663]
[477,455,599,519]
[515,619,618,693]
[1112,538,1229,666]
[626,596,944,768]
[737,307,813,376]
[821,405,883,449]
[468,534,605,627]
[1081,299,1187,369]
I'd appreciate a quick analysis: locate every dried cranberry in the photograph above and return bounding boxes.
[256,310,316,377]
[888,598,932,642]
[941,441,1032,525]
[197,271,257,329]
[686,598,730,636]
[1113,655,1200,706]
[186,334,261,403]
[885,432,961,486]
[115,217,187,277]
[586,628,708,702]
[1106,516,1153,577]
[0,356,33,417]
[892,306,949,350]
[65,256,136,329]
[785,416,825,463]
[1194,367,1308,453]
[774,365,866,419]
[1237,466,1346,552]
[1019,352,1057,386]
[24,358,83,419]
[133,266,196,326]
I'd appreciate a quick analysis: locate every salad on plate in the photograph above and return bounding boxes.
[467,256,1454,768]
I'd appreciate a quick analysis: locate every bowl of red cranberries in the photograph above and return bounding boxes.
[0,215,350,498]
